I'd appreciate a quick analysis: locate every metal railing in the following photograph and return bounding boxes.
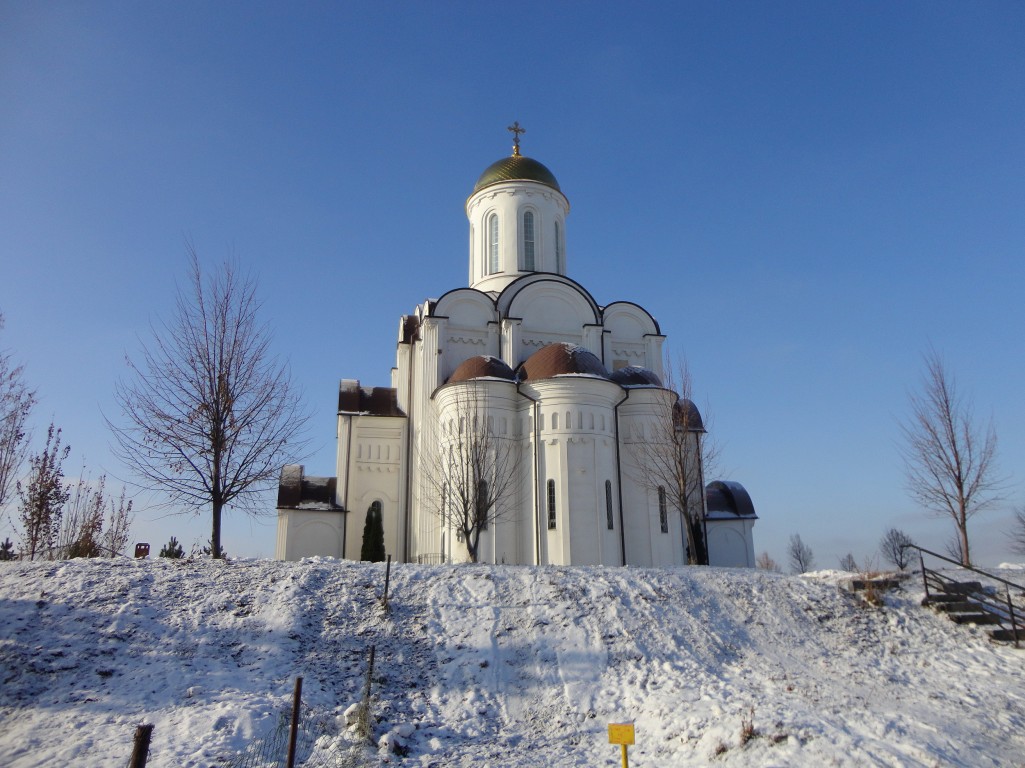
[911,544,1023,648]
[415,553,449,565]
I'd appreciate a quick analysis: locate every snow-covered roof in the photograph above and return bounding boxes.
[705,480,756,519]
[276,464,343,511]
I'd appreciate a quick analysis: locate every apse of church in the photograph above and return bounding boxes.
[276,125,756,568]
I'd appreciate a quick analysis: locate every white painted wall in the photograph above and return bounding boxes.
[275,510,345,560]
[707,519,757,568]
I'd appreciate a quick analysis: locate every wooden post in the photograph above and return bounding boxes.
[621,743,629,768]
[919,549,929,600]
[355,645,377,741]
[383,554,392,604]
[286,676,303,768]
[1006,585,1020,649]
[128,724,153,768]
[363,645,377,700]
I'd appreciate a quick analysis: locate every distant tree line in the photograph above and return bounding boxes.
[756,526,919,577]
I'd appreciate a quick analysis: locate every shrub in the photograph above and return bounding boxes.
[159,536,184,558]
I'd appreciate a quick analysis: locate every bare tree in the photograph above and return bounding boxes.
[0,313,36,512]
[879,527,914,570]
[838,552,858,572]
[103,487,134,558]
[1009,508,1025,556]
[787,533,816,574]
[756,552,781,572]
[54,473,134,558]
[109,250,309,558]
[420,387,521,563]
[18,423,70,560]
[898,352,1002,567]
[632,357,720,565]
[57,471,107,559]
[944,533,965,565]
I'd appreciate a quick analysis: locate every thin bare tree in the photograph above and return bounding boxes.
[0,313,36,513]
[18,423,70,560]
[898,351,1002,567]
[788,533,816,574]
[54,472,134,558]
[419,387,520,563]
[109,249,309,558]
[756,551,781,572]
[103,487,134,558]
[631,357,719,565]
[57,471,107,559]
[879,527,914,570]
[1009,508,1025,556]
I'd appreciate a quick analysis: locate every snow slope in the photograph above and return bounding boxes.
[1,558,1024,767]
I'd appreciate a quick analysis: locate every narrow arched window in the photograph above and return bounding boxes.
[547,479,557,529]
[658,486,668,533]
[554,220,563,272]
[605,480,614,530]
[523,211,535,271]
[488,213,500,274]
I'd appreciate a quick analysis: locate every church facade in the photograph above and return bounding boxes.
[275,134,756,567]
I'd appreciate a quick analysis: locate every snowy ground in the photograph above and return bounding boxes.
[1,558,1024,767]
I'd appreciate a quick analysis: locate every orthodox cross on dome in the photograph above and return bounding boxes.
[507,121,525,156]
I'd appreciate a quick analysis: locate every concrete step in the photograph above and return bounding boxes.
[930,600,979,613]
[989,628,1023,644]
[922,593,972,605]
[944,581,984,594]
[850,578,901,592]
[948,612,1001,625]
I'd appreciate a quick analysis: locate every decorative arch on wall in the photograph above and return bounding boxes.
[505,280,601,339]
[707,525,750,567]
[495,274,601,320]
[603,301,661,339]
[293,520,342,558]
[433,288,499,329]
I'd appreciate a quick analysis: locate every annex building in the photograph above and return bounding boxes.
[276,129,756,567]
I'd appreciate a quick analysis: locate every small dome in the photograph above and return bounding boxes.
[673,398,704,432]
[517,343,609,381]
[447,355,516,384]
[705,480,756,519]
[610,366,663,387]
[472,154,562,195]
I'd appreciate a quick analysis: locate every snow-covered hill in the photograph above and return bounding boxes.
[1,558,1024,767]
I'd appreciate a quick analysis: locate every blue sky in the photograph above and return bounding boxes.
[2,1,1023,566]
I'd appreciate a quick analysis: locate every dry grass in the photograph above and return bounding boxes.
[739,707,758,745]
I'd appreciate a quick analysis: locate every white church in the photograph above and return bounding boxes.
[275,128,756,567]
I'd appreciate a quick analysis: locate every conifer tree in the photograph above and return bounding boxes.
[159,536,184,558]
[360,504,385,562]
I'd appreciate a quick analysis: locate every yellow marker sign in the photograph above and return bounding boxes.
[608,723,635,768]
[608,723,635,745]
